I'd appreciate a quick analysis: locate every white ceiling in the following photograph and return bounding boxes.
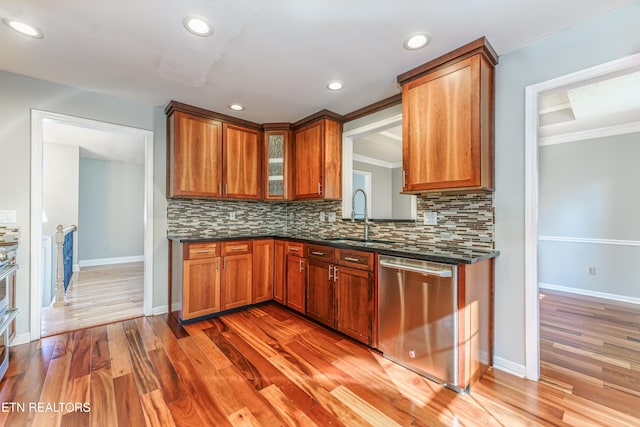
[43,119,145,164]
[539,67,640,137]
[353,125,402,167]
[1,1,635,123]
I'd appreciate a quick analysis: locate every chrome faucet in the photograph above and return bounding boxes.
[351,188,370,240]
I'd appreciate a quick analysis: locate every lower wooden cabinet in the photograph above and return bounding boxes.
[334,265,373,344]
[306,260,334,326]
[286,254,306,313]
[273,240,286,304]
[183,258,221,320]
[221,243,253,311]
[252,239,274,303]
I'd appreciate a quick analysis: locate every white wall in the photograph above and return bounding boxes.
[0,69,167,337]
[353,160,392,219]
[538,133,640,298]
[78,158,145,262]
[494,2,640,369]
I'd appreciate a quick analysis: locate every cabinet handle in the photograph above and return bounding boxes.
[333,267,338,282]
[344,256,360,262]
[218,182,222,194]
[289,247,300,252]
[311,251,325,256]
[223,258,226,270]
[317,182,321,195]
[328,265,333,280]
[230,246,245,251]
[225,183,228,195]
[299,259,304,272]
[217,258,220,271]
[402,170,407,187]
[194,249,214,253]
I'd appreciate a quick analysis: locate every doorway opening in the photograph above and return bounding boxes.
[30,110,154,340]
[524,52,640,381]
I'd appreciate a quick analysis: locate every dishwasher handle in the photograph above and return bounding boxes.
[379,260,452,277]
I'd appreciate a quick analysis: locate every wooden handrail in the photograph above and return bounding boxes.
[52,224,78,307]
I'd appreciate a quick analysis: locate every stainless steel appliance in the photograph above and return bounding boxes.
[378,255,460,390]
[0,243,17,315]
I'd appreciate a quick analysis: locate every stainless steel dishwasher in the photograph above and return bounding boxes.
[378,255,459,390]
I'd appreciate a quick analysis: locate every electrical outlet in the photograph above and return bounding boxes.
[328,212,336,222]
[320,212,325,222]
[588,266,596,275]
[423,211,437,225]
[229,211,236,220]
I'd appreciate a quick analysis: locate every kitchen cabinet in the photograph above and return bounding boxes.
[167,111,223,198]
[334,249,374,345]
[292,117,342,200]
[224,123,262,199]
[305,245,335,327]
[398,37,497,193]
[221,241,253,311]
[171,242,221,321]
[285,241,306,313]
[273,240,286,304]
[263,127,292,200]
[252,239,274,303]
[166,101,263,200]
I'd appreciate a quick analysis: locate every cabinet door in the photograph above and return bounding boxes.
[264,131,291,200]
[273,240,286,304]
[222,253,253,311]
[286,254,306,313]
[169,112,223,197]
[335,266,373,345]
[402,55,481,191]
[224,123,262,199]
[183,257,221,320]
[252,239,274,303]
[293,121,323,199]
[306,260,334,327]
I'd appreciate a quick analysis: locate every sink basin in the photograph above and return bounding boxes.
[325,237,395,245]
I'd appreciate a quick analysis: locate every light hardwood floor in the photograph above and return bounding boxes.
[539,289,640,422]
[40,262,144,337]
[2,302,639,426]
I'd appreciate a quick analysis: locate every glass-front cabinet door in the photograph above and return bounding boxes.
[264,129,291,200]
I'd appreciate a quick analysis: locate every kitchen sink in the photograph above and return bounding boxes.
[325,237,395,246]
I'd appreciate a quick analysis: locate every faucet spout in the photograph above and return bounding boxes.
[351,188,370,240]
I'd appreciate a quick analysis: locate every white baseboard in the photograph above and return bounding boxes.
[10,333,32,347]
[493,356,527,378]
[79,255,144,268]
[152,305,169,315]
[73,263,80,272]
[539,282,640,305]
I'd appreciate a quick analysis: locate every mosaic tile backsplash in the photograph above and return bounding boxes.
[168,192,494,249]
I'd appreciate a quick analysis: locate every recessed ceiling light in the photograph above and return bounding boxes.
[403,32,431,50]
[2,18,44,39]
[183,16,213,37]
[229,104,244,111]
[326,81,344,91]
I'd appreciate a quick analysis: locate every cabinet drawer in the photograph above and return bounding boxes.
[222,240,252,255]
[185,242,219,260]
[286,241,305,255]
[336,249,373,271]
[306,244,334,263]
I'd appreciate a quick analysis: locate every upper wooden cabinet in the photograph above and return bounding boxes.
[166,102,263,200]
[398,37,497,193]
[168,111,223,198]
[292,117,342,200]
[223,123,262,199]
[263,126,292,200]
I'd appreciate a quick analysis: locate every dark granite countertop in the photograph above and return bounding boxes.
[168,232,498,265]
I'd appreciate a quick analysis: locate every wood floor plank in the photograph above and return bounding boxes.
[113,373,146,427]
[32,353,72,427]
[90,325,111,371]
[148,347,188,404]
[68,329,91,380]
[59,411,90,427]
[124,326,161,395]
[89,368,118,427]
[259,384,320,427]
[140,389,177,427]
[106,323,133,378]
[167,397,207,427]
